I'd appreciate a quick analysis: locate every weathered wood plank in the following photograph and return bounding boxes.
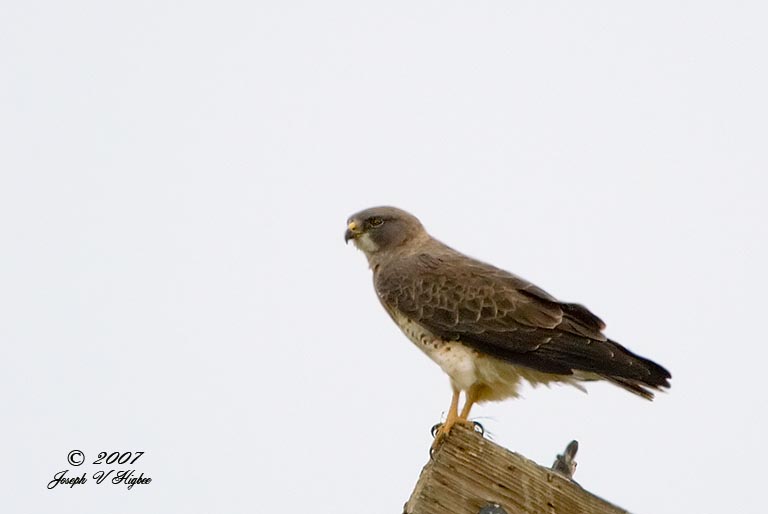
[404,425,628,514]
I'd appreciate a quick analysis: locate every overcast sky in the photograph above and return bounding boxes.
[1,1,766,513]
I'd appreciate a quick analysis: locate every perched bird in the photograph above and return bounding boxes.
[345,206,671,445]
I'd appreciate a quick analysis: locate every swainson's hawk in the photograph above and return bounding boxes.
[345,206,671,444]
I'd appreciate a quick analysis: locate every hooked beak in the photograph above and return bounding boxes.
[344,220,360,243]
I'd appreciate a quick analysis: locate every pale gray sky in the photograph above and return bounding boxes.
[1,1,766,513]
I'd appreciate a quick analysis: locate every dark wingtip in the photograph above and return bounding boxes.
[604,377,659,400]
[600,339,671,399]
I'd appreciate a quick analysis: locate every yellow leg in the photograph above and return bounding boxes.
[459,386,479,420]
[431,388,460,449]
[445,388,460,427]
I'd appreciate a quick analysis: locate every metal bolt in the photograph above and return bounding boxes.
[478,502,508,514]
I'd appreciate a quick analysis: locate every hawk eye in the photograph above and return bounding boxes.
[368,217,384,228]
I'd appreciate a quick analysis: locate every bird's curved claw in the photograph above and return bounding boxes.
[431,420,484,438]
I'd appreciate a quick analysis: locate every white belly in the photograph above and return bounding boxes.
[391,311,480,391]
[388,309,582,402]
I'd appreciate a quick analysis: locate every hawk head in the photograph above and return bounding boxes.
[345,206,426,256]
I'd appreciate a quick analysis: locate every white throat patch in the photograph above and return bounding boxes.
[354,232,379,253]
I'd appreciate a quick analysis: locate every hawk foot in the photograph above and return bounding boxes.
[430,419,484,452]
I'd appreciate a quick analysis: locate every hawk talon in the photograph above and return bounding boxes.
[430,418,480,440]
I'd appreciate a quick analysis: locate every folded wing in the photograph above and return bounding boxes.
[375,251,671,399]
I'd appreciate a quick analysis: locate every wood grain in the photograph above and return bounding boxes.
[404,426,628,514]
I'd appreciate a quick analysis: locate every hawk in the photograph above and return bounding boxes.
[345,206,671,445]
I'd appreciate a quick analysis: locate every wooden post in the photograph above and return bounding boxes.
[403,425,628,514]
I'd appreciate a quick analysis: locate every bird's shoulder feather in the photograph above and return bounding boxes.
[374,247,605,342]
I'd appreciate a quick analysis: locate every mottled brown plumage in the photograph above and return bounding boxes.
[345,206,670,442]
